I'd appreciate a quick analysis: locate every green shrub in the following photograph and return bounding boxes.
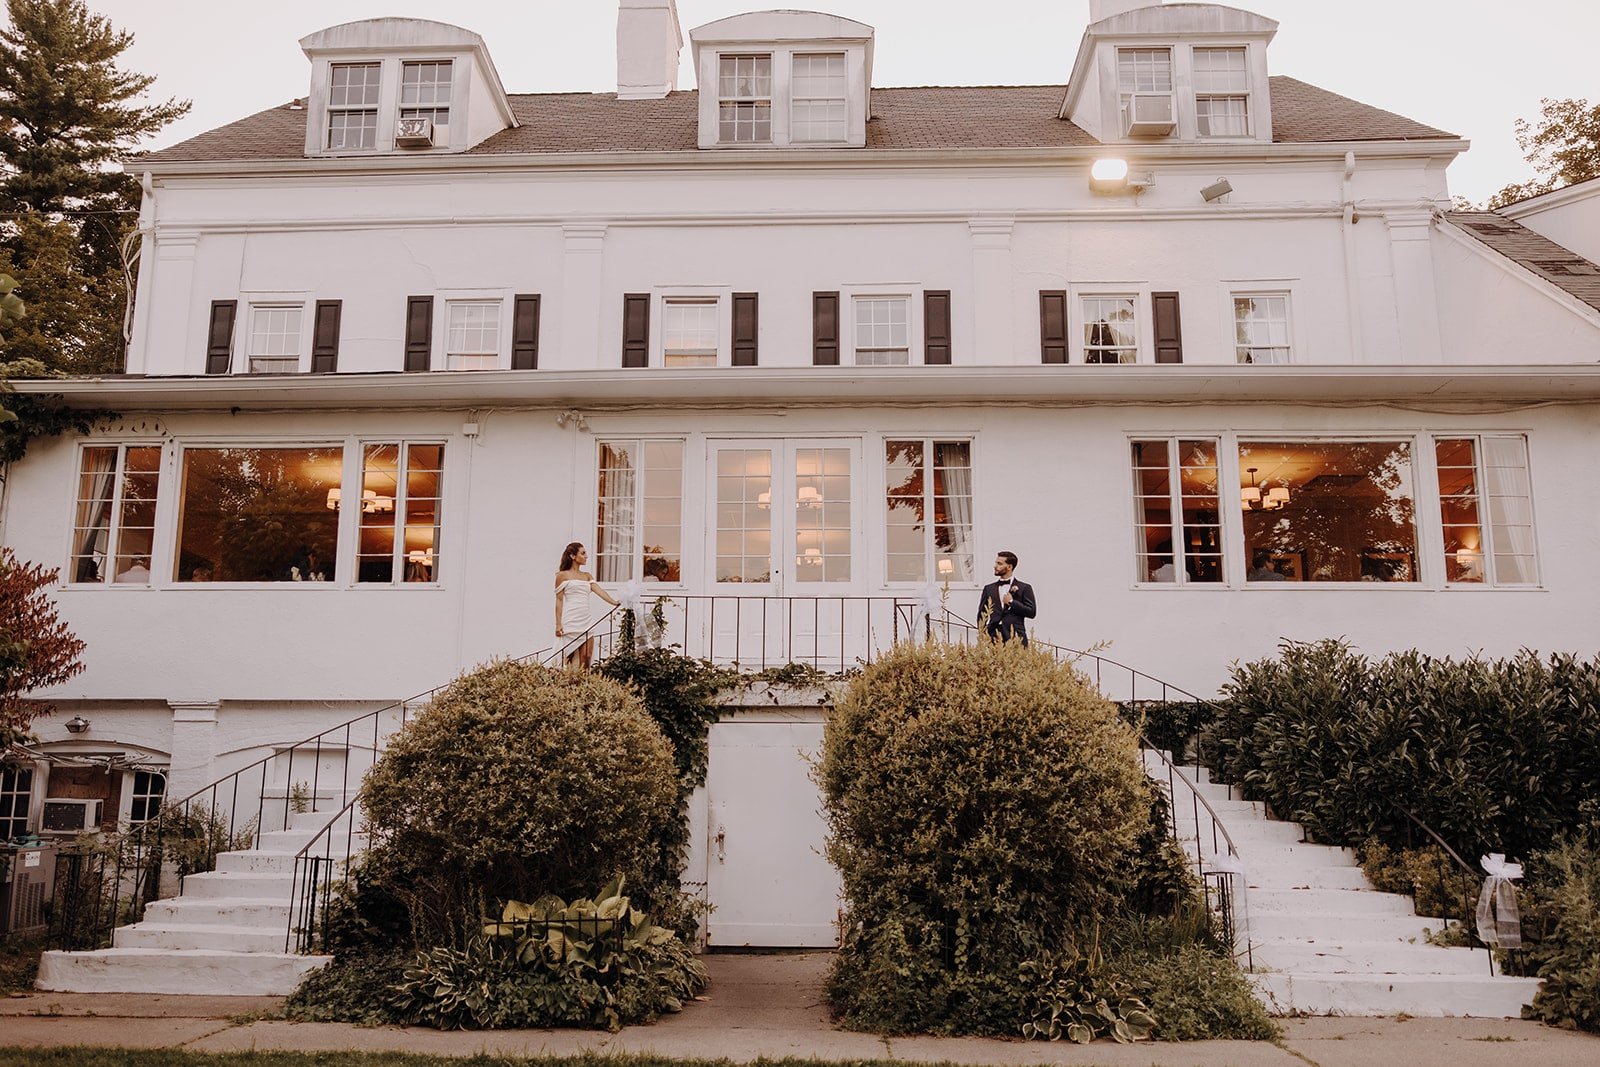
[359,660,680,945]
[1358,840,1480,926]
[285,952,407,1025]
[1122,699,1216,763]
[1522,833,1600,1032]
[1019,951,1154,1044]
[820,639,1152,1035]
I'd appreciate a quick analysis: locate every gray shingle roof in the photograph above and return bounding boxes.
[140,76,1455,165]
[1445,212,1600,314]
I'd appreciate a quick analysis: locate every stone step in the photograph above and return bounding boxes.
[1250,888,1415,916]
[36,948,330,996]
[1248,911,1447,943]
[1200,819,1305,844]
[215,850,298,874]
[1251,971,1540,1018]
[1230,841,1360,867]
[1252,939,1496,976]
[1245,863,1372,891]
[113,922,291,953]
[254,829,319,851]
[180,871,295,900]
[142,897,291,926]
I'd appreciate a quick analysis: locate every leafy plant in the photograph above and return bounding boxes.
[288,781,312,815]
[389,941,507,1030]
[1019,953,1154,1044]
[0,546,86,729]
[1522,833,1600,1032]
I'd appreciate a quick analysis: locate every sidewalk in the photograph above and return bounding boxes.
[4,952,1597,1066]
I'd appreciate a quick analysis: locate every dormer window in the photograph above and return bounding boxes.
[327,62,380,149]
[399,61,453,134]
[1116,48,1175,137]
[718,54,772,143]
[792,53,847,142]
[1194,48,1250,136]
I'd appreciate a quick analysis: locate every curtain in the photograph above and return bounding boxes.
[596,443,637,582]
[73,448,118,582]
[1483,437,1537,584]
[933,442,973,581]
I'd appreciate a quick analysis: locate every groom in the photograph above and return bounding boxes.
[978,550,1036,646]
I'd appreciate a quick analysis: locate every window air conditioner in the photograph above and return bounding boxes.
[394,117,435,148]
[40,798,103,834]
[1122,93,1176,137]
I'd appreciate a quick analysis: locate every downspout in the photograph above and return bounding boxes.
[1340,151,1366,363]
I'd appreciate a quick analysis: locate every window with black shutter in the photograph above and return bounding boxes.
[205,301,237,374]
[511,294,541,370]
[622,293,650,367]
[812,292,839,365]
[404,296,433,371]
[924,290,951,364]
[1039,291,1068,364]
[732,293,759,366]
[1152,291,1183,364]
[311,300,342,373]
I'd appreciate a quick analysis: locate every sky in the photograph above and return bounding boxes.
[88,1,1600,206]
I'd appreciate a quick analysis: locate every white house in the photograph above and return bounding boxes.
[8,1,1599,1008]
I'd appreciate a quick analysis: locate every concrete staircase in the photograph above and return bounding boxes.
[36,811,353,996]
[1146,754,1541,1018]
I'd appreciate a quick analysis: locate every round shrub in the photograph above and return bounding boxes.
[361,660,680,934]
[821,639,1151,1033]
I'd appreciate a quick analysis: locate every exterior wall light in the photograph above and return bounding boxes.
[65,716,91,734]
[1201,177,1234,203]
[1089,158,1153,195]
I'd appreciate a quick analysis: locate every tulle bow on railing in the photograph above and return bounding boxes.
[913,582,945,640]
[1476,852,1523,950]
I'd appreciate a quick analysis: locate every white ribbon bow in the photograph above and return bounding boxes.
[1203,852,1247,877]
[911,582,945,642]
[1476,852,1523,950]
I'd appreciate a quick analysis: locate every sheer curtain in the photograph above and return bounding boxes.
[1483,436,1537,584]
[73,448,118,582]
[933,442,973,581]
[596,444,637,582]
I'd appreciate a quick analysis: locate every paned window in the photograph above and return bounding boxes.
[399,60,452,127]
[72,444,161,585]
[854,297,910,365]
[1117,48,1172,103]
[247,305,303,374]
[596,440,684,583]
[1131,439,1223,583]
[718,55,772,143]
[446,301,500,370]
[1238,440,1418,583]
[357,443,445,584]
[1082,295,1138,363]
[714,447,773,583]
[327,63,381,149]
[0,765,32,840]
[1194,48,1250,136]
[793,447,851,583]
[129,769,166,825]
[1234,294,1291,364]
[792,53,847,142]
[177,447,343,582]
[1435,436,1537,586]
[663,299,719,366]
[884,439,974,583]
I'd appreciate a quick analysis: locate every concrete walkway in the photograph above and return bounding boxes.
[4,952,1598,1065]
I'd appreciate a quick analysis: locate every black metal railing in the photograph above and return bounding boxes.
[1385,800,1518,976]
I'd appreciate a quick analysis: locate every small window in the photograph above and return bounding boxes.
[1233,294,1291,364]
[445,301,501,370]
[72,444,162,585]
[1435,436,1537,586]
[595,440,684,583]
[129,769,166,825]
[885,439,974,583]
[247,305,303,374]
[854,297,910,365]
[663,298,720,366]
[1117,48,1172,100]
[399,60,452,129]
[718,54,772,143]
[1,765,34,840]
[792,53,847,142]
[1082,295,1138,363]
[327,63,381,150]
[1194,48,1250,136]
[177,446,343,582]
[358,443,445,584]
[1131,439,1223,584]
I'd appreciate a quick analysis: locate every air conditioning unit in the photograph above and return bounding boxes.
[0,844,56,935]
[1122,92,1176,137]
[40,798,102,834]
[394,117,435,148]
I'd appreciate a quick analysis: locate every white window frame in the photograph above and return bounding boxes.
[717,53,774,144]
[790,52,848,144]
[355,441,448,587]
[594,438,688,586]
[661,296,723,367]
[1129,436,1226,587]
[881,436,977,587]
[1431,433,1540,588]
[1192,46,1252,138]
[651,290,731,368]
[434,291,507,371]
[1231,291,1293,365]
[851,295,913,366]
[841,285,924,366]
[1074,288,1145,364]
[67,441,166,587]
[398,59,453,141]
[326,61,382,151]
[244,303,308,375]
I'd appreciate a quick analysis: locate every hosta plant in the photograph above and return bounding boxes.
[1019,954,1156,1044]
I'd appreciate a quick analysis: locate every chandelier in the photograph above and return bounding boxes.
[1240,467,1290,511]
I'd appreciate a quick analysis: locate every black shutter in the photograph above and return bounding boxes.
[924,290,951,365]
[622,293,650,367]
[404,296,433,372]
[812,292,840,365]
[511,294,541,370]
[1039,291,1068,364]
[732,292,759,366]
[1152,291,1183,364]
[205,300,236,375]
[310,300,342,373]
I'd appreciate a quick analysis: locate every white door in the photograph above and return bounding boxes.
[705,717,841,948]
[705,440,862,667]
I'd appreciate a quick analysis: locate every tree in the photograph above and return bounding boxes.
[1488,98,1600,209]
[0,0,189,373]
[0,545,85,730]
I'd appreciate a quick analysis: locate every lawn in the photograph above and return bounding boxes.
[0,931,44,995]
[0,1054,915,1067]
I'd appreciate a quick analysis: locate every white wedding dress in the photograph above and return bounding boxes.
[558,578,593,636]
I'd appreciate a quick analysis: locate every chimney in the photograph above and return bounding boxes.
[1088,0,1155,22]
[617,0,682,100]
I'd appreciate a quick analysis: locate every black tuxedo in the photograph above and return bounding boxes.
[978,577,1036,645]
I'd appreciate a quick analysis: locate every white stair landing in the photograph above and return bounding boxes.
[36,811,352,996]
[1146,754,1541,1018]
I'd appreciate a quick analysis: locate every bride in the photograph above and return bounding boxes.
[554,542,620,670]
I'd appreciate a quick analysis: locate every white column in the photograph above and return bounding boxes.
[143,230,200,376]
[165,700,220,804]
[1385,211,1444,364]
[969,216,1015,363]
[558,225,607,370]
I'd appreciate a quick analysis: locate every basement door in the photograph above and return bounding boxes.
[703,716,841,948]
